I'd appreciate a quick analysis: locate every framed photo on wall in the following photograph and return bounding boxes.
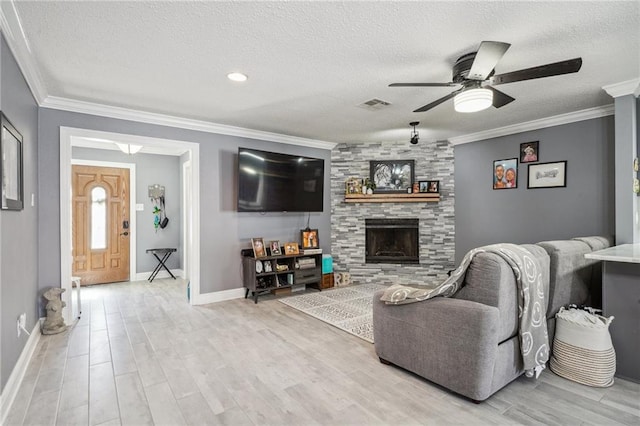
[370,160,415,193]
[1,112,24,210]
[520,141,539,163]
[527,161,567,189]
[493,158,518,190]
[301,229,319,249]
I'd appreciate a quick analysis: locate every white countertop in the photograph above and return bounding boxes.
[585,244,640,264]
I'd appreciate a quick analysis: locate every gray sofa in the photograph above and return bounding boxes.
[372,236,611,401]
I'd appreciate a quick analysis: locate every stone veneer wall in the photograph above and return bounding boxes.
[331,140,455,286]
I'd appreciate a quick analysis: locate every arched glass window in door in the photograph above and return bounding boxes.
[90,186,107,250]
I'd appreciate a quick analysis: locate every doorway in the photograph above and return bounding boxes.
[60,127,201,325]
[71,163,135,284]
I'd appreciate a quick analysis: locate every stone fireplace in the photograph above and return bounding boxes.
[365,218,419,264]
[330,140,455,286]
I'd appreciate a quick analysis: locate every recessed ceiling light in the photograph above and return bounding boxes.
[227,72,248,82]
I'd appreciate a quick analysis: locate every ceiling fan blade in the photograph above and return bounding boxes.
[492,57,582,85]
[413,89,462,113]
[389,82,459,87]
[487,86,515,108]
[467,41,511,80]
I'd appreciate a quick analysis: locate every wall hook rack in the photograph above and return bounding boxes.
[148,184,165,199]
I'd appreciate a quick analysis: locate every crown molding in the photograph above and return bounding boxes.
[41,96,338,150]
[1,0,336,151]
[449,104,615,145]
[0,1,47,103]
[602,79,640,98]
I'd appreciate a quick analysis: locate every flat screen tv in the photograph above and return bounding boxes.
[237,148,324,212]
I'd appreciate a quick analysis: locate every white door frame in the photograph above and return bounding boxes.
[60,127,201,325]
[182,160,192,282]
[70,160,138,282]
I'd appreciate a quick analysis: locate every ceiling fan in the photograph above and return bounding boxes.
[390,41,582,113]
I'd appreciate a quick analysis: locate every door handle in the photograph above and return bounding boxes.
[120,232,129,236]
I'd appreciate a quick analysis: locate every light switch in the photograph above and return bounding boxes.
[31,193,35,207]
[136,203,144,211]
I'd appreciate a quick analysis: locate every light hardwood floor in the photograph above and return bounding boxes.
[5,278,639,425]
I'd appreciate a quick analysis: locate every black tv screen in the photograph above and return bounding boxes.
[237,148,324,212]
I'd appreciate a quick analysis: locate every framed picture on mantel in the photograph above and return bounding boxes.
[370,160,415,193]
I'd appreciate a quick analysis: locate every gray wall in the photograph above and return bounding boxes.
[0,35,39,391]
[454,116,615,263]
[72,147,182,273]
[613,95,638,244]
[38,108,332,295]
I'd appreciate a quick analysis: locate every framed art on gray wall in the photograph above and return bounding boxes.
[493,158,518,189]
[527,161,567,189]
[370,160,415,193]
[520,141,539,163]
[1,112,24,210]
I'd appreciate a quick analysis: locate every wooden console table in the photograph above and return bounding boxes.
[242,252,323,303]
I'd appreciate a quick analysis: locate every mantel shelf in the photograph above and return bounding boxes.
[344,193,440,203]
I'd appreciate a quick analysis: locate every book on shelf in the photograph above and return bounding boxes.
[297,258,317,269]
[303,248,323,255]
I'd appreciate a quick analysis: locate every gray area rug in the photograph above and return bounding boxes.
[279,283,388,343]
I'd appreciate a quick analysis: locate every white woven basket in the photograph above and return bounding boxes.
[550,307,615,387]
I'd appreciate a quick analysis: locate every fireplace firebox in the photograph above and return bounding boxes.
[365,219,419,264]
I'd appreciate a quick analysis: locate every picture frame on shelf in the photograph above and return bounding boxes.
[269,240,281,256]
[1,112,24,210]
[251,237,267,258]
[370,160,415,193]
[520,141,539,163]
[418,181,430,193]
[301,229,319,249]
[345,177,363,194]
[527,161,567,189]
[426,180,440,193]
[284,242,300,255]
[493,158,518,190]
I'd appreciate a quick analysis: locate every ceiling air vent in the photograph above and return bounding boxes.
[358,98,392,111]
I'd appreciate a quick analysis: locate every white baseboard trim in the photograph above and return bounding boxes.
[0,321,42,425]
[134,269,184,281]
[194,287,246,305]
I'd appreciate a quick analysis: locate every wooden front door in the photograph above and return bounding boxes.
[72,165,130,285]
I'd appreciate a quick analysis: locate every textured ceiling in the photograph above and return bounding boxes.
[9,1,640,144]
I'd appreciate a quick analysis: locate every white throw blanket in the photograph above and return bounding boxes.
[380,243,549,377]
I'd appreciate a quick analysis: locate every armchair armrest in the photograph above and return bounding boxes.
[372,290,500,400]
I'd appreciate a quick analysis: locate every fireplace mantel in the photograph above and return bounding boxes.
[344,193,439,203]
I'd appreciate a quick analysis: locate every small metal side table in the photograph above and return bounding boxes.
[146,248,177,282]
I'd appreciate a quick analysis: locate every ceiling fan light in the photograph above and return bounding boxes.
[115,142,143,154]
[454,88,493,113]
